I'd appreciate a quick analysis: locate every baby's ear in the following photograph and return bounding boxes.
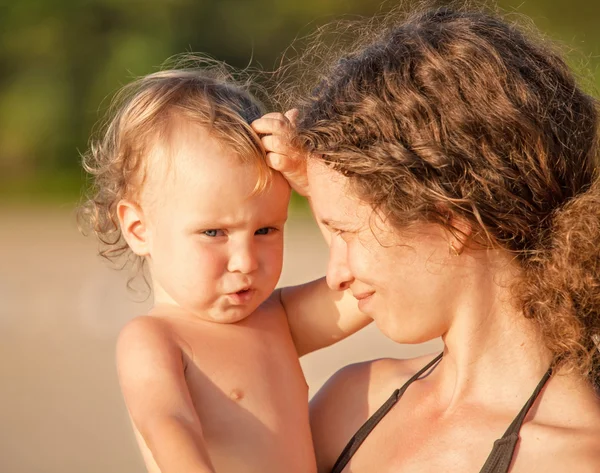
[117,200,151,256]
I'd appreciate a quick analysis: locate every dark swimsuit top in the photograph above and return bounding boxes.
[330,353,553,473]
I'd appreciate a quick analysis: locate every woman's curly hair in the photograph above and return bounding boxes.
[78,58,268,280]
[288,6,600,386]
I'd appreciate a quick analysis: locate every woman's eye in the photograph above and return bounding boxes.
[255,227,275,235]
[333,229,353,242]
[202,229,223,237]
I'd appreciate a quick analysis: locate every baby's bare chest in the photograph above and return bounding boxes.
[185,327,306,422]
[174,316,316,473]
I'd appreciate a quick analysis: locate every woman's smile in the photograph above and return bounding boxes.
[353,291,375,311]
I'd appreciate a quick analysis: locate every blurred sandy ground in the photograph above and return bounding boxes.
[0,205,441,473]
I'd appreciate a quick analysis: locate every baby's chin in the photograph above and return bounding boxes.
[195,299,265,324]
[198,308,254,324]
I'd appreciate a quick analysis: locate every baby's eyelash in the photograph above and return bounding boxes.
[201,229,225,237]
[255,227,278,235]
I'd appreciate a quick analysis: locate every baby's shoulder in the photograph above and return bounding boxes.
[243,291,288,328]
[114,315,192,399]
[116,315,185,366]
[258,290,287,313]
[118,314,175,343]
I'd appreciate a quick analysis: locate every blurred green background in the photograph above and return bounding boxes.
[0,0,599,205]
[0,2,599,473]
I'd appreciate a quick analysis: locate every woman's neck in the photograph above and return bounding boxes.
[433,250,554,411]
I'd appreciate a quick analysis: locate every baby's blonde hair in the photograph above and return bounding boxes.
[79,58,269,275]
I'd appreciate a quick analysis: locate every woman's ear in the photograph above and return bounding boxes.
[447,215,472,256]
[117,200,151,257]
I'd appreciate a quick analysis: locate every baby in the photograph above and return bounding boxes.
[79,64,369,473]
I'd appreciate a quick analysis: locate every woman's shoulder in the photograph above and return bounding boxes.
[309,353,441,472]
[314,351,440,394]
[518,418,600,472]
[310,353,439,419]
[517,379,600,472]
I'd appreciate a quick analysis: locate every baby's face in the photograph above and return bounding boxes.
[143,123,290,323]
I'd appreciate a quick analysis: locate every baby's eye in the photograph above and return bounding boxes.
[255,227,276,235]
[202,229,225,237]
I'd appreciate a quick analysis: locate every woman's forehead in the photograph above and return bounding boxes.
[308,160,348,201]
[307,159,346,188]
[307,159,369,224]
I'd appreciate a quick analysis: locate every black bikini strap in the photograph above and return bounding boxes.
[330,353,443,473]
[502,365,553,437]
[479,365,553,473]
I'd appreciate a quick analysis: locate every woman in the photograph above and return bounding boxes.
[253,6,600,473]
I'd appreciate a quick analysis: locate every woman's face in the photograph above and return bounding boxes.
[307,159,462,344]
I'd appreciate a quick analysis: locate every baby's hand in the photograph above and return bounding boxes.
[252,109,309,196]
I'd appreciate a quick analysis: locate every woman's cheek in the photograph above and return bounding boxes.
[346,240,373,280]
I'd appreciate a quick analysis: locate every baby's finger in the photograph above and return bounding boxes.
[261,112,287,120]
[284,109,299,126]
[260,134,291,155]
[265,152,290,172]
[251,116,290,135]
[267,153,309,195]
[266,152,301,174]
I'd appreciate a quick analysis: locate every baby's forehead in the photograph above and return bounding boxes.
[142,152,289,226]
[163,122,255,180]
[140,122,264,201]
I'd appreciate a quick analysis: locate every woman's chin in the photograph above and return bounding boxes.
[375,317,442,345]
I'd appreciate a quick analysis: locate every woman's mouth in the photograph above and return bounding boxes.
[354,292,375,310]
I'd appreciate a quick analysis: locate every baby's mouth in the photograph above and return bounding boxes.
[228,285,254,296]
[227,287,256,305]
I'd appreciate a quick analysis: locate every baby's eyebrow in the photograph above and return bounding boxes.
[185,220,230,232]
[186,217,287,233]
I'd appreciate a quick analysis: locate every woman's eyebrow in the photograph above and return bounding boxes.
[320,218,343,228]
[320,218,357,232]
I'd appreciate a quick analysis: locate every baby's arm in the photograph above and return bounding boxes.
[276,279,371,356]
[254,112,372,356]
[116,317,215,473]
[278,202,371,356]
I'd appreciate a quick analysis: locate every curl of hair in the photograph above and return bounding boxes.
[78,56,269,282]
[517,180,600,387]
[283,5,600,386]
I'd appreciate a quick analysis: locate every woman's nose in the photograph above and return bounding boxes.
[326,236,353,291]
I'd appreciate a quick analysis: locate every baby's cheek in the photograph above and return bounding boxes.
[201,244,227,265]
[263,246,284,277]
[187,249,226,287]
